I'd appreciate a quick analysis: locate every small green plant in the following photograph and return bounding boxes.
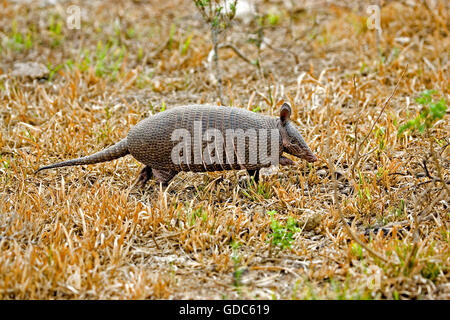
[78,49,91,72]
[181,33,193,55]
[77,43,125,79]
[136,70,154,89]
[0,154,10,170]
[126,27,136,39]
[256,182,272,199]
[393,290,400,300]
[375,126,386,155]
[97,121,111,143]
[357,187,372,204]
[421,262,441,282]
[398,90,447,135]
[356,172,372,205]
[394,199,405,217]
[359,62,369,75]
[168,23,176,50]
[395,243,418,277]
[352,242,364,260]
[193,0,238,104]
[267,211,300,250]
[137,47,144,61]
[189,206,207,226]
[47,62,64,81]
[251,106,261,112]
[110,48,125,80]
[266,9,281,26]
[95,41,108,76]
[7,20,33,51]
[48,15,63,47]
[375,166,384,179]
[231,240,244,290]
[398,90,449,198]
[241,180,272,201]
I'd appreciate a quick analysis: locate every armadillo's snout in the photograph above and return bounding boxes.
[284,143,318,163]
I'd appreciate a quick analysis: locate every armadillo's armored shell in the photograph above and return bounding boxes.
[127,105,282,172]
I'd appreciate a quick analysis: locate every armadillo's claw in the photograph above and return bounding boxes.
[137,165,153,187]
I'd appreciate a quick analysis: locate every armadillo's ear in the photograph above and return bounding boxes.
[280,103,292,124]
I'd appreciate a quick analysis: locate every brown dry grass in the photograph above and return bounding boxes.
[0,0,448,299]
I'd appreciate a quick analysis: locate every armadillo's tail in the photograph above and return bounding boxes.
[35,138,130,173]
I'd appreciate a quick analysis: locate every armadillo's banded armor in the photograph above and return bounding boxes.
[127,105,282,172]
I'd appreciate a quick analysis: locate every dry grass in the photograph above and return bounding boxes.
[0,0,448,299]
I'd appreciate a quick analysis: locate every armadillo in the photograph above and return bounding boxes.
[36,103,317,186]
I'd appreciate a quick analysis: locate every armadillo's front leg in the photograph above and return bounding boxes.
[138,165,153,187]
[247,169,260,184]
[152,169,178,187]
[280,156,294,166]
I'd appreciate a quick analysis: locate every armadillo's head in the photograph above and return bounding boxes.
[278,103,318,163]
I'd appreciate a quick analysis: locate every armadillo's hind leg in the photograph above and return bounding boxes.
[247,169,260,184]
[152,169,178,187]
[138,165,153,187]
